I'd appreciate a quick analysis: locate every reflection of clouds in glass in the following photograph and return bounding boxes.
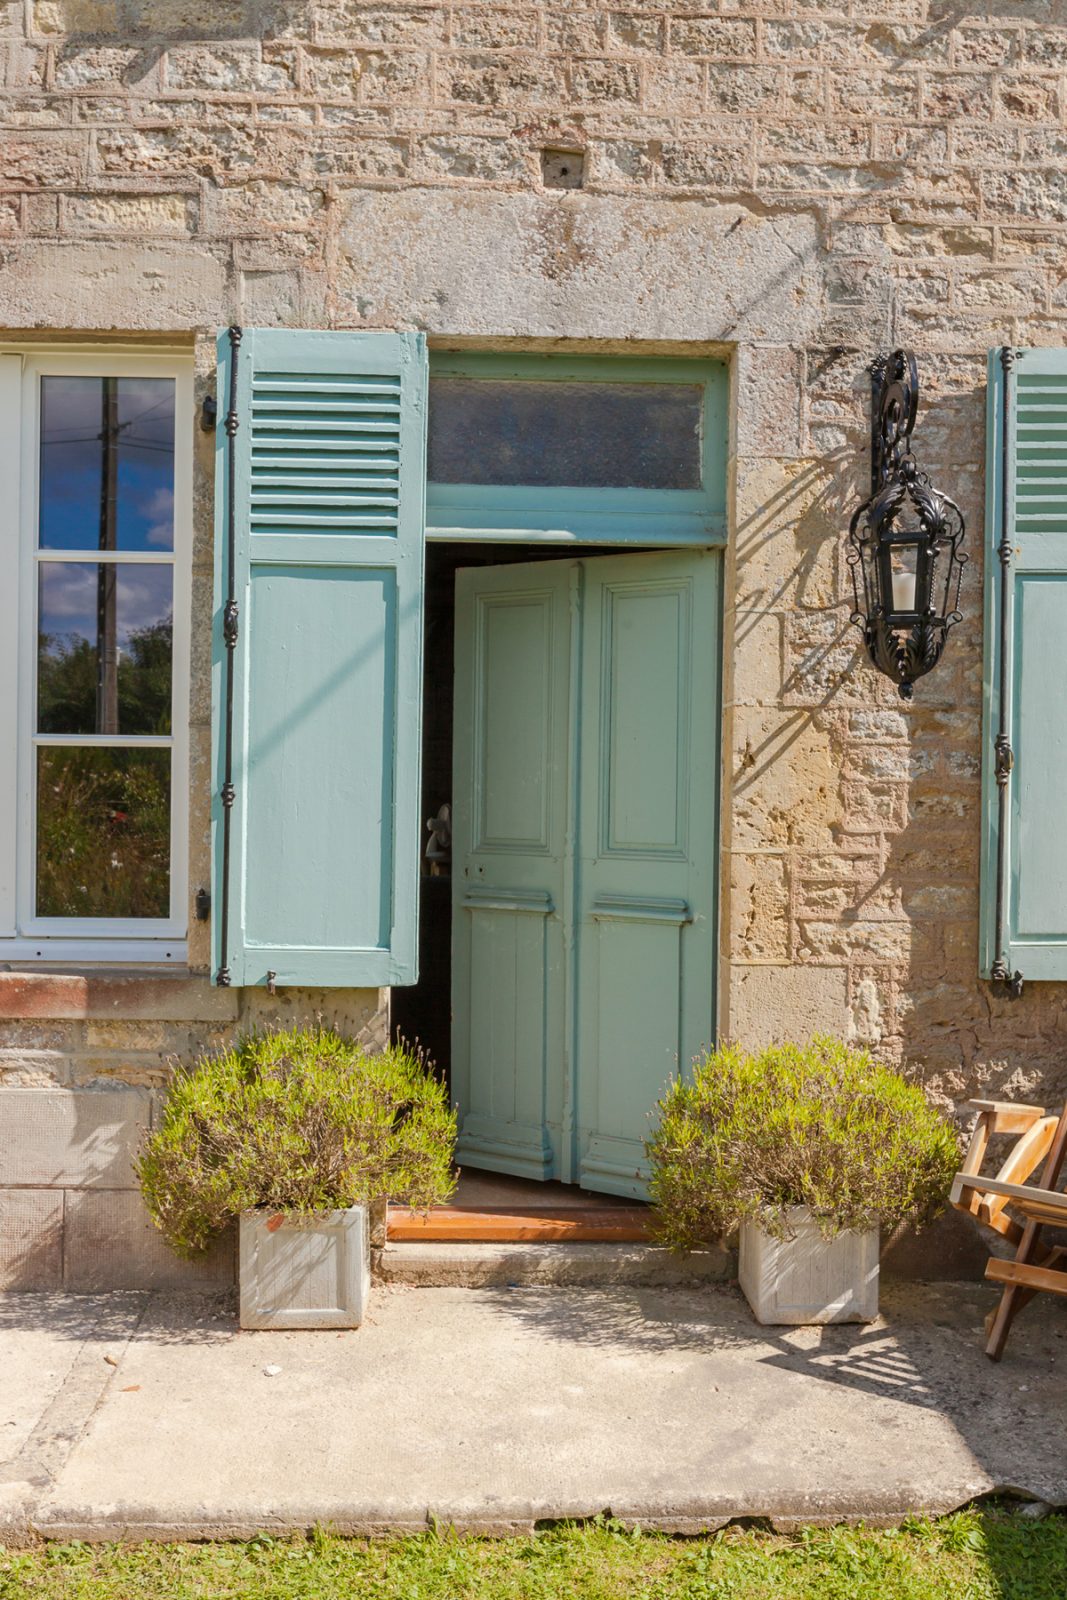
[142,485,174,548]
[39,564,173,653]
[40,376,174,444]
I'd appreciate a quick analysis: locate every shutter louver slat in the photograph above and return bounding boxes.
[248,370,404,538]
[213,329,427,989]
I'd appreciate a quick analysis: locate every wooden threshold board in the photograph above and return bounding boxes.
[387,1203,651,1243]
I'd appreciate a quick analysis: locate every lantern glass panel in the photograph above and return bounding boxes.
[889,544,918,615]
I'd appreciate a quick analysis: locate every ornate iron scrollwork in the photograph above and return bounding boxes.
[847,350,968,700]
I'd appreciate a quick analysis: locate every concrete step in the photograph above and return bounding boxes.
[376,1240,732,1288]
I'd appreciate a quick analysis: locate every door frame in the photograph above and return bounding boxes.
[418,349,729,1187]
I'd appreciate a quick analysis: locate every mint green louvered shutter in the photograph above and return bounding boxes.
[212,329,427,988]
[982,346,1067,983]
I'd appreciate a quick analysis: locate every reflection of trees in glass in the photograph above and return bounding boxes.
[37,616,173,736]
[36,748,170,919]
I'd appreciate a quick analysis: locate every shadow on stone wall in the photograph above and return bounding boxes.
[43,0,308,38]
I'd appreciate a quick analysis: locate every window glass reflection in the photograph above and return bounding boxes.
[35,747,171,919]
[37,563,173,736]
[39,376,175,552]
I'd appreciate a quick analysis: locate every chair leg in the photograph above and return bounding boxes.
[985,1219,1042,1362]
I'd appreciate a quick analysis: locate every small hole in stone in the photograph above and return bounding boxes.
[541,147,585,190]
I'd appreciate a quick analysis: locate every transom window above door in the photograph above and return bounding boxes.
[425,353,728,545]
[0,351,193,962]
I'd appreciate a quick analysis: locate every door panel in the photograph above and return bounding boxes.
[576,552,719,1197]
[452,562,574,1180]
[452,550,719,1195]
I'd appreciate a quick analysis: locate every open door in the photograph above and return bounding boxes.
[452,550,719,1198]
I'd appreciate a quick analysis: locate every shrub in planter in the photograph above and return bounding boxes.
[646,1037,959,1323]
[137,1027,456,1326]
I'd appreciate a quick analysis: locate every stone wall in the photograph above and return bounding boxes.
[3,0,1067,1284]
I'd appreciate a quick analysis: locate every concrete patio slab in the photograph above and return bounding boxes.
[0,1281,1063,1542]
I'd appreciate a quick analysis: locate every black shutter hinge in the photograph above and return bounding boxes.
[195,887,211,921]
[994,736,1014,784]
[223,598,239,649]
[990,958,1024,999]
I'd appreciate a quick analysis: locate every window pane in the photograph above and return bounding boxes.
[36,747,171,919]
[39,376,175,551]
[427,378,703,490]
[37,563,173,735]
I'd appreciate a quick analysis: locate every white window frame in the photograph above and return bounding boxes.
[0,347,192,964]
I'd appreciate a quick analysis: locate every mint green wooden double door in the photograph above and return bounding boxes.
[451,551,719,1199]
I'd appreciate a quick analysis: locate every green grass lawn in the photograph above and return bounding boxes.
[1,1509,1064,1600]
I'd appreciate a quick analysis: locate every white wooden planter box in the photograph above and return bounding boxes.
[239,1206,369,1330]
[738,1206,879,1325]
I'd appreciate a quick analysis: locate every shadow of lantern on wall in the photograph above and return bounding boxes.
[847,350,967,700]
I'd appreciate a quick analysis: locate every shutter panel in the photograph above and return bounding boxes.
[982,347,1067,982]
[212,328,427,988]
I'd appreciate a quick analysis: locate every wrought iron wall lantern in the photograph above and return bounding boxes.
[847,350,967,700]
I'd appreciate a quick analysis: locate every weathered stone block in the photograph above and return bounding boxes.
[65,191,195,234]
[922,72,993,121]
[0,1189,63,1289]
[669,18,758,59]
[357,48,430,105]
[54,46,147,90]
[997,75,1061,122]
[0,134,83,187]
[954,24,1020,68]
[730,707,843,852]
[205,180,325,232]
[707,63,780,114]
[451,8,539,50]
[734,346,803,459]
[605,12,664,55]
[570,58,641,106]
[763,19,854,63]
[63,1189,235,1290]
[314,4,446,46]
[731,853,790,963]
[727,964,849,1049]
[336,189,823,345]
[437,51,565,107]
[660,142,751,189]
[544,11,601,54]
[32,0,118,32]
[643,60,704,116]
[164,46,297,95]
[311,134,409,179]
[0,1087,149,1188]
[414,134,529,184]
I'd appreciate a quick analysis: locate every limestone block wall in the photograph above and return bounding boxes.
[2,0,1067,1283]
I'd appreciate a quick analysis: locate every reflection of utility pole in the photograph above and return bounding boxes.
[97,378,118,734]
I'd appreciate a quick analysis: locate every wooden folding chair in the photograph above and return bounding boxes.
[950,1098,1067,1361]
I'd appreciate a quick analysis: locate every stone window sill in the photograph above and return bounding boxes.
[0,969,238,1022]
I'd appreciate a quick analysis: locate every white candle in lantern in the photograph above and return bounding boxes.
[892,567,917,613]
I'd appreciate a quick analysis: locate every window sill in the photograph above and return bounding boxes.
[0,965,238,1022]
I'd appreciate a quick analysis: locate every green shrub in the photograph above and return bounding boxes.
[137,1027,457,1257]
[646,1036,960,1253]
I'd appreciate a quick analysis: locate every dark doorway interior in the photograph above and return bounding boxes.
[390,542,648,1100]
